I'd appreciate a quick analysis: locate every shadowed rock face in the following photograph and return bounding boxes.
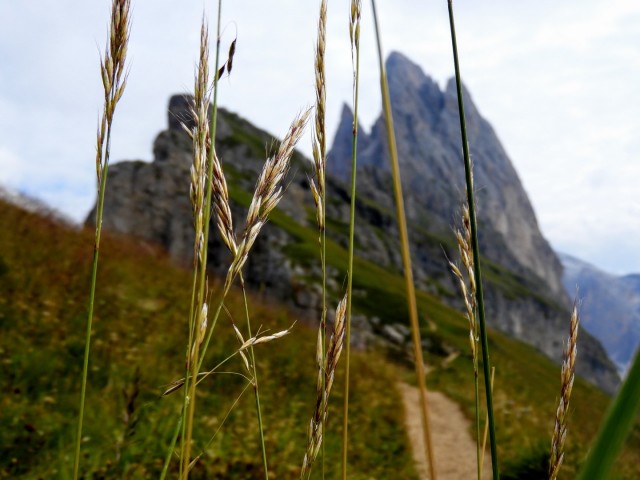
[89,52,620,393]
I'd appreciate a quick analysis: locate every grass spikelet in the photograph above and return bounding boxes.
[311,0,327,218]
[549,305,579,480]
[309,1,329,476]
[74,1,131,478]
[302,295,347,479]
[206,109,310,479]
[448,203,482,478]
[188,21,210,265]
[180,16,214,478]
[342,1,362,478]
[211,148,237,255]
[228,109,311,287]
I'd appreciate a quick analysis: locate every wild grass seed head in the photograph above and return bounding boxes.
[549,304,579,480]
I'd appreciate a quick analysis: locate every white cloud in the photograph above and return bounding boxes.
[0,0,639,274]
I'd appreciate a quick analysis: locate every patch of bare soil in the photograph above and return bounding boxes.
[397,382,492,479]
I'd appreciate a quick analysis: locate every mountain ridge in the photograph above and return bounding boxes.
[560,252,640,375]
[88,52,620,393]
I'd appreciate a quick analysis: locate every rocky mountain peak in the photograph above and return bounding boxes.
[91,57,621,392]
[386,51,444,128]
[324,53,619,390]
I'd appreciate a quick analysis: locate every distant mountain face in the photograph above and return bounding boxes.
[560,253,640,375]
[329,52,618,391]
[89,53,620,393]
[332,52,566,298]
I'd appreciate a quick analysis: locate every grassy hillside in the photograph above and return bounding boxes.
[0,199,415,479]
[224,184,640,478]
[1,197,639,479]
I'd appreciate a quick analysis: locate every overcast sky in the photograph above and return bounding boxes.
[1,1,639,275]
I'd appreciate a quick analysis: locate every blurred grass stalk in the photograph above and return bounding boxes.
[370,1,437,478]
[341,1,361,478]
[446,1,499,478]
[577,349,640,479]
[73,1,131,478]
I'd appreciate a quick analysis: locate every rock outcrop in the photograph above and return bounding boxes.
[328,52,618,391]
[89,52,620,392]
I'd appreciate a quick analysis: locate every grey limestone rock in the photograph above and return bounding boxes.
[91,64,620,392]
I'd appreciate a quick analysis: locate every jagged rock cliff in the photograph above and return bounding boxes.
[331,52,565,299]
[90,54,620,392]
[328,52,618,391]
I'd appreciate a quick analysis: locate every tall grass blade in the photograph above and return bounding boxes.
[446,1,499,477]
[576,348,640,479]
[370,1,437,478]
[309,1,328,476]
[341,1,361,478]
[182,2,223,476]
[73,1,131,478]
[239,273,269,479]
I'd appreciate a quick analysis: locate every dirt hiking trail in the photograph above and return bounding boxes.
[397,382,492,479]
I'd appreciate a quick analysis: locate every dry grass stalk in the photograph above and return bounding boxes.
[74,2,131,479]
[211,148,237,255]
[161,323,292,399]
[195,108,311,378]
[189,302,209,367]
[549,305,579,480]
[302,295,348,478]
[309,1,329,477]
[181,19,213,477]
[184,24,236,261]
[448,203,482,478]
[449,205,478,365]
[349,0,362,54]
[96,0,131,185]
[226,109,311,288]
[370,1,437,476]
[185,21,211,269]
[310,0,327,232]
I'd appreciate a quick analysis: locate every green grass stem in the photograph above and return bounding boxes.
[161,411,183,480]
[341,2,361,478]
[446,1,499,478]
[370,1,437,478]
[73,125,110,480]
[73,1,130,476]
[576,349,640,479]
[240,273,269,479]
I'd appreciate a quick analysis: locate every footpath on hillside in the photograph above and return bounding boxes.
[397,382,492,480]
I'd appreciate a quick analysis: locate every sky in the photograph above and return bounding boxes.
[0,1,639,275]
